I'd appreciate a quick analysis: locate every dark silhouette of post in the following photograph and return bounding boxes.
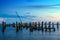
[19,22,22,30]
[45,22,47,28]
[35,22,37,27]
[56,22,59,29]
[48,22,51,31]
[16,22,19,32]
[12,23,15,27]
[29,22,34,32]
[2,21,6,32]
[37,22,40,31]
[52,22,55,32]
[52,22,54,28]
[19,23,21,29]
[34,22,37,30]
[25,23,28,28]
[29,22,31,27]
[45,22,47,31]
[41,21,44,31]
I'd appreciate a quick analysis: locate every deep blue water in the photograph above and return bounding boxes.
[0,25,60,40]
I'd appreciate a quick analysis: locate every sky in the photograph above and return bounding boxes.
[0,0,60,23]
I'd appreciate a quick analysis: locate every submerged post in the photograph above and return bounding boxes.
[48,22,51,31]
[12,23,15,27]
[41,21,44,31]
[34,22,37,30]
[37,22,40,31]
[52,22,54,28]
[45,22,47,28]
[2,21,6,32]
[56,22,59,29]
[16,22,19,32]
[52,22,55,32]
[45,22,47,31]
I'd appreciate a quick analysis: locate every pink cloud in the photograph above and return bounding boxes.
[0,18,4,22]
[31,16,60,22]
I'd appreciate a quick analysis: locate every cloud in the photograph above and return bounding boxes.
[25,5,53,8]
[25,4,60,8]
[0,18,4,22]
[0,13,36,19]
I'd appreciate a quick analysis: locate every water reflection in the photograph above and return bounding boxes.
[1,25,60,40]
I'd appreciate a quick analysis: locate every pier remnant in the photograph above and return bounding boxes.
[41,21,44,31]
[2,21,6,32]
[56,22,59,29]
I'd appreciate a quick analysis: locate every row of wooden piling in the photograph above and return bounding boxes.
[2,21,60,32]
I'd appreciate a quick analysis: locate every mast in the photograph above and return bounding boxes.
[16,11,22,23]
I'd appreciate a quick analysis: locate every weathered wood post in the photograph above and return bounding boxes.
[56,22,59,29]
[29,22,31,27]
[52,22,55,31]
[35,22,37,30]
[19,22,22,30]
[16,22,19,32]
[48,22,51,31]
[45,22,47,31]
[29,22,33,32]
[2,21,6,32]
[41,21,44,31]
[12,23,15,27]
[37,22,40,31]
[52,22,54,28]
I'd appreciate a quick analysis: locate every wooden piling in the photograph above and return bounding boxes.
[48,22,51,31]
[29,22,31,27]
[37,22,40,31]
[16,22,19,32]
[1,21,57,32]
[12,23,15,27]
[2,21,6,32]
[45,22,47,31]
[56,22,59,29]
[41,21,44,31]
[52,22,55,32]
[52,22,54,28]
[34,22,37,30]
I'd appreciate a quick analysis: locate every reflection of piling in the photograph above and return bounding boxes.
[30,28,33,32]
[56,22,59,29]
[1,21,57,32]
[48,22,51,31]
[16,22,19,32]
[12,23,15,27]
[29,22,33,32]
[25,23,28,29]
[19,22,22,30]
[37,22,40,31]
[31,22,37,30]
[52,22,54,28]
[45,22,47,28]
[35,22,37,27]
[32,22,35,28]
[41,21,44,31]
[2,21,6,32]
[45,22,47,31]
[29,22,31,27]
[52,22,55,31]
[19,23,20,29]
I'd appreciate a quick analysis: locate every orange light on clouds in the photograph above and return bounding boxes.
[31,16,60,22]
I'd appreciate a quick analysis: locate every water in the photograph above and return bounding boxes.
[0,25,60,40]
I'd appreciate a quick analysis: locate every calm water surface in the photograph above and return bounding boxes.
[0,25,60,40]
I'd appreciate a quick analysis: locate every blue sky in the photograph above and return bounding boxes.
[0,0,60,23]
